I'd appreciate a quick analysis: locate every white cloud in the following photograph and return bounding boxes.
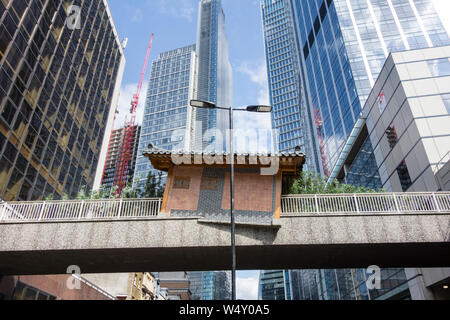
[257,88,270,106]
[114,82,148,130]
[131,8,143,23]
[157,0,196,22]
[234,60,272,151]
[238,60,269,88]
[237,275,259,300]
[237,60,270,106]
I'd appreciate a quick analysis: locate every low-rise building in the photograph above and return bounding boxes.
[84,272,160,300]
[158,272,191,300]
[0,275,114,300]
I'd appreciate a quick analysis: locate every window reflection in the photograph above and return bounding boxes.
[427,58,450,77]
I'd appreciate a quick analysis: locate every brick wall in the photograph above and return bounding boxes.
[166,166,279,224]
[0,275,112,300]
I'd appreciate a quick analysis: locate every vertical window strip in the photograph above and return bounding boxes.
[366,0,388,58]
[407,0,433,47]
[386,0,410,50]
[344,0,375,87]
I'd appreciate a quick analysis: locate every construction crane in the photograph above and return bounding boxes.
[314,107,330,177]
[114,33,155,195]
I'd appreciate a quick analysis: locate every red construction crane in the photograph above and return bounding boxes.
[314,107,330,178]
[114,33,154,195]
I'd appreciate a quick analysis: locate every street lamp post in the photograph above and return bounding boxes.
[190,100,272,300]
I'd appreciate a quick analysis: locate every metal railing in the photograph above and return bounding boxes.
[0,198,163,222]
[281,192,450,215]
[1,193,449,223]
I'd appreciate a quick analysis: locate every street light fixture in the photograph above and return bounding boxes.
[246,105,273,113]
[190,100,272,301]
[190,99,217,109]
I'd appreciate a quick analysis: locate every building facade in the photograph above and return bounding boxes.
[261,0,320,173]
[158,272,191,300]
[100,125,141,193]
[259,270,291,300]
[335,46,450,300]
[192,0,232,153]
[0,0,125,201]
[291,0,450,179]
[187,271,231,300]
[261,0,450,301]
[132,45,197,190]
[0,275,115,300]
[84,272,161,300]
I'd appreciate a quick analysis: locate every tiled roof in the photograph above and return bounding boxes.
[143,149,306,158]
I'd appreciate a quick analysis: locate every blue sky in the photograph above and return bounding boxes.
[106,0,450,300]
[108,0,271,134]
[108,0,267,300]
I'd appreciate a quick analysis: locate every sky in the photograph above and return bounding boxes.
[108,0,271,132]
[107,0,450,300]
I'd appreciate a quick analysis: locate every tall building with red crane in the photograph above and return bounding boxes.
[113,34,154,194]
[100,125,141,193]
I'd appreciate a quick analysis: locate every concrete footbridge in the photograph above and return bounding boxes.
[0,192,449,275]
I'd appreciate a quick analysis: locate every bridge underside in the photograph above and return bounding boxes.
[0,243,450,276]
[0,214,449,275]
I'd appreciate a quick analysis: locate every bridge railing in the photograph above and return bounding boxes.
[281,192,450,215]
[0,198,163,222]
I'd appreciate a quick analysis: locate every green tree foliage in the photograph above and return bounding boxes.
[66,171,166,201]
[142,171,165,198]
[289,171,381,195]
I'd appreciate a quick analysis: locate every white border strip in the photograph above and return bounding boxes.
[366,0,389,57]
[386,0,410,50]
[408,0,433,47]
[345,0,375,87]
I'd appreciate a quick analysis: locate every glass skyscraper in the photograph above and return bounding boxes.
[261,0,320,173]
[133,45,197,189]
[291,0,450,178]
[290,0,449,301]
[290,269,370,300]
[259,0,450,301]
[188,271,231,300]
[259,270,291,300]
[0,0,125,201]
[192,0,232,152]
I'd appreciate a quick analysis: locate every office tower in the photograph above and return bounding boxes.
[188,271,231,300]
[259,270,291,300]
[290,0,450,179]
[290,269,371,300]
[133,45,197,189]
[192,0,232,152]
[100,125,141,193]
[261,0,320,173]
[261,0,450,301]
[0,0,125,201]
[291,0,450,301]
